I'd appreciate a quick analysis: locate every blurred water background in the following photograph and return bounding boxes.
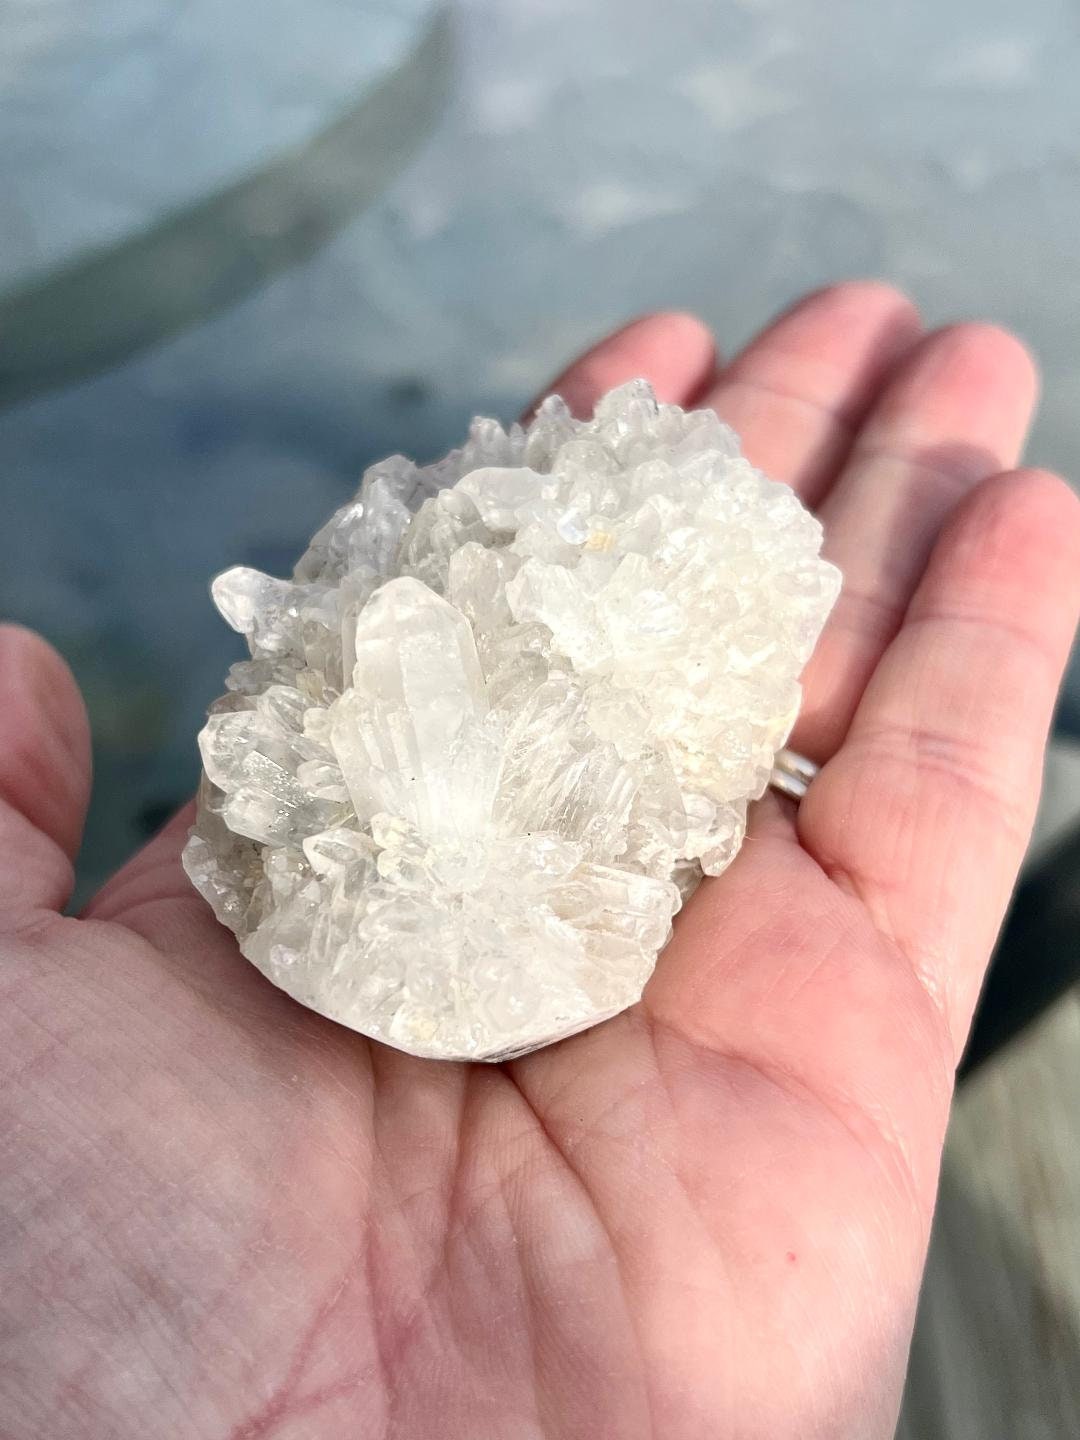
[2,0,1079,898]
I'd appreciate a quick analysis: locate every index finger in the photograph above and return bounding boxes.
[526,311,717,419]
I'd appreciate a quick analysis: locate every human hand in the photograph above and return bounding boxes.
[3,283,1079,1439]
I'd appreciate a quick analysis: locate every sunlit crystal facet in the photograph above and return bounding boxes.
[183,381,840,1060]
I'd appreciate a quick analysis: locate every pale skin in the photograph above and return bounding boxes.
[3,283,1080,1440]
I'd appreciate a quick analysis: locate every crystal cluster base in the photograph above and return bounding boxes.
[183,381,840,1060]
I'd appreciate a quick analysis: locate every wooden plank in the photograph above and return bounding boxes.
[897,991,1080,1438]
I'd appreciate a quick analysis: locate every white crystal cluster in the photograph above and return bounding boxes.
[183,381,839,1060]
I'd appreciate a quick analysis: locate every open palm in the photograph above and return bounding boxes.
[4,284,1079,1440]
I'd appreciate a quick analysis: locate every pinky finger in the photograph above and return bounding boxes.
[801,468,1080,1058]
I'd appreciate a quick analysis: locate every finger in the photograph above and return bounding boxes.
[700,280,922,503]
[526,310,717,419]
[802,468,1080,1057]
[795,324,1038,759]
[0,625,91,918]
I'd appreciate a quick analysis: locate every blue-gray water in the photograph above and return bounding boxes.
[3,0,1079,895]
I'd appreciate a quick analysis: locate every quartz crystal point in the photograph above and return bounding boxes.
[183,381,840,1060]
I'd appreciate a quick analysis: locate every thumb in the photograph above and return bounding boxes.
[0,625,91,918]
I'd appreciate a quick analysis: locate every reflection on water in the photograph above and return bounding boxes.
[0,9,452,408]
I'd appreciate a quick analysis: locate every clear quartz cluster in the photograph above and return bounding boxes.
[183,381,839,1060]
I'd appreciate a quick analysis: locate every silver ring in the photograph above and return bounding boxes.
[769,748,818,801]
